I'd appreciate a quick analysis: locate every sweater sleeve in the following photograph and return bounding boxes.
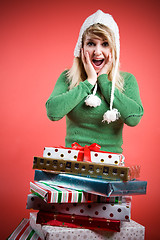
[46,71,94,121]
[98,73,144,126]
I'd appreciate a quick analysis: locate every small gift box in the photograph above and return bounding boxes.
[43,142,125,165]
[36,211,121,232]
[30,212,145,240]
[7,218,41,240]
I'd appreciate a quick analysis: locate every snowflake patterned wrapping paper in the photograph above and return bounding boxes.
[7,218,42,240]
[30,212,145,240]
[30,181,121,203]
[36,211,121,232]
[34,170,147,197]
[43,145,125,165]
[27,194,131,221]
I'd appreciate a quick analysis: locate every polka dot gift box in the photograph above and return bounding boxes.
[43,144,125,165]
[27,192,131,222]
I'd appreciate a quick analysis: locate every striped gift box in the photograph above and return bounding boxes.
[27,193,125,212]
[30,181,121,204]
[30,181,84,203]
[7,218,41,240]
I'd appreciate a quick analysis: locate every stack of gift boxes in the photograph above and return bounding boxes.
[8,143,147,240]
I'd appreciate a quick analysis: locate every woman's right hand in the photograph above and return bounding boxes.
[81,48,97,85]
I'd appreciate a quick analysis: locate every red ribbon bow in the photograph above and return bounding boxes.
[71,142,101,162]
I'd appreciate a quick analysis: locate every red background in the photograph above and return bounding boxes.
[1,0,160,239]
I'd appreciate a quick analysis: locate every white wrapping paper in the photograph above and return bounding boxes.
[43,147,125,165]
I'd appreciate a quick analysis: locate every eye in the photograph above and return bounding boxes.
[102,41,109,47]
[87,41,95,46]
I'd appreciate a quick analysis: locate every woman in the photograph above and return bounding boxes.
[46,10,143,153]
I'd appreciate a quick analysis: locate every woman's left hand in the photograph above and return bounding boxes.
[98,53,113,76]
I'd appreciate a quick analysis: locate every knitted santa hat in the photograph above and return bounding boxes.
[74,10,120,124]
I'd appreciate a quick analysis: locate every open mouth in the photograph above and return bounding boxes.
[92,59,104,66]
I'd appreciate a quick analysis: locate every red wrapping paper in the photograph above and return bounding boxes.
[36,211,120,232]
[71,142,101,162]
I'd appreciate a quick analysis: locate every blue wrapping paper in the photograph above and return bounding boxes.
[34,170,147,197]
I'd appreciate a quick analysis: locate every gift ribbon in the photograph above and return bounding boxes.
[71,142,101,162]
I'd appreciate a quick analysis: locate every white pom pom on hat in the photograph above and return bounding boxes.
[85,83,101,107]
[103,108,120,124]
[74,10,121,124]
[85,94,101,107]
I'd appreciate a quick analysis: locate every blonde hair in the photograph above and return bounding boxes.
[67,23,124,91]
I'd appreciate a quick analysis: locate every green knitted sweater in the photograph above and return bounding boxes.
[46,71,143,153]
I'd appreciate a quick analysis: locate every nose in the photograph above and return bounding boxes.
[94,44,102,56]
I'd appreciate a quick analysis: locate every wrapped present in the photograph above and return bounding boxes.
[7,218,42,240]
[42,202,131,222]
[27,193,131,221]
[30,212,145,240]
[30,181,120,203]
[27,193,131,213]
[29,181,125,203]
[27,193,126,210]
[36,211,121,232]
[34,170,147,197]
[33,157,140,181]
[43,143,125,165]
